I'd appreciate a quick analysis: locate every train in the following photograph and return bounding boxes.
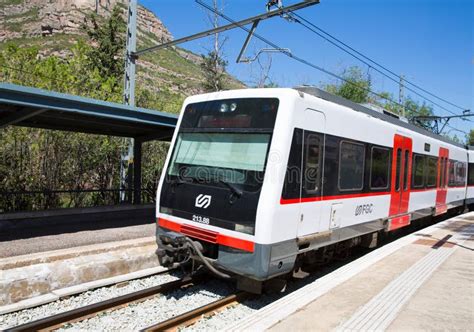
[155,86,474,292]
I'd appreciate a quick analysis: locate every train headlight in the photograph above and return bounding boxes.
[219,102,237,113]
[220,103,229,113]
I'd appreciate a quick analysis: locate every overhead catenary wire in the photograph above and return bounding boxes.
[445,123,469,135]
[289,12,470,115]
[195,0,446,122]
[290,13,472,123]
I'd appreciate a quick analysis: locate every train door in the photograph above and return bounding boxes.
[435,147,449,215]
[297,109,325,237]
[388,134,413,231]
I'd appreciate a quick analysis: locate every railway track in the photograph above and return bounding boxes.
[7,274,207,332]
[141,292,251,332]
[5,217,455,331]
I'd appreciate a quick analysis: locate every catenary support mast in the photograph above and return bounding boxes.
[120,0,139,203]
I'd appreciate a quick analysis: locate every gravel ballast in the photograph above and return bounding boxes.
[0,271,181,330]
[1,247,367,330]
[57,279,234,331]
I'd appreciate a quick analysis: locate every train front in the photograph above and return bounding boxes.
[155,91,280,289]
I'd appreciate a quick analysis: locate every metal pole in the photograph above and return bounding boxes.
[120,0,137,203]
[236,20,260,63]
[133,140,142,205]
[399,74,405,117]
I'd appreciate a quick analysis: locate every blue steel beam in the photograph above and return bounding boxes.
[0,108,47,129]
[0,83,177,128]
[0,83,177,140]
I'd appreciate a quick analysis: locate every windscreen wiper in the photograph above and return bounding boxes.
[218,179,243,198]
[193,175,243,200]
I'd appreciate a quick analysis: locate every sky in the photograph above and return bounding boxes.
[139,0,473,139]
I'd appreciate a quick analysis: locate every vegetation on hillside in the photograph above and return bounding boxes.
[0,6,180,212]
[201,50,228,92]
[83,6,126,87]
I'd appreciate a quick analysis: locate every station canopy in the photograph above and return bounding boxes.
[0,83,178,141]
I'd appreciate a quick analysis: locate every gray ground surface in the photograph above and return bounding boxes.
[0,223,155,258]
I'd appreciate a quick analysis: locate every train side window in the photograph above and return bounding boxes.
[461,163,467,185]
[443,158,449,187]
[468,163,474,186]
[448,160,455,186]
[455,162,466,186]
[403,150,410,190]
[426,157,437,187]
[370,147,390,189]
[338,141,365,191]
[395,149,402,191]
[412,154,425,188]
[303,133,322,194]
[281,128,303,200]
[440,158,445,188]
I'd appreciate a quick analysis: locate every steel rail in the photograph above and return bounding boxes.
[141,292,251,331]
[7,274,206,332]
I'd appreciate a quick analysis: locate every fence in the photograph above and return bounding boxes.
[0,188,156,213]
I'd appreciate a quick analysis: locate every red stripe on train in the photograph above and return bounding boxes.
[388,214,411,231]
[157,218,255,253]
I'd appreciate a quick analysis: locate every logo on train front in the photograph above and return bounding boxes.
[195,194,212,209]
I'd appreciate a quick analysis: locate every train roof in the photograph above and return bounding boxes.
[294,86,467,149]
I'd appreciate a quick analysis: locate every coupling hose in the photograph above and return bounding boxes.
[185,238,231,279]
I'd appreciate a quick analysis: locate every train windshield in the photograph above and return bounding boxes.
[168,132,270,189]
[167,98,279,191]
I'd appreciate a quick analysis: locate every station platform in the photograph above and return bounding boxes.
[0,223,159,312]
[231,212,474,331]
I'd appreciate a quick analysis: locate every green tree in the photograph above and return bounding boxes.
[83,5,126,85]
[200,0,228,92]
[403,98,433,118]
[468,129,474,145]
[444,134,461,143]
[0,14,129,212]
[0,4,197,212]
[200,51,228,92]
[0,38,185,212]
[323,66,371,103]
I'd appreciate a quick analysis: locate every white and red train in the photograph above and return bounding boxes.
[155,87,474,292]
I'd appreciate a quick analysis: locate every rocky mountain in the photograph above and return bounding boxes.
[0,0,243,97]
[0,0,172,43]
